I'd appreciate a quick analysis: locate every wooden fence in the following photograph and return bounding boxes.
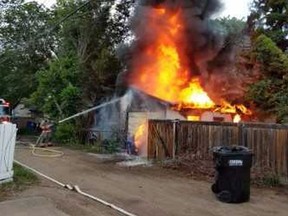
[148,120,288,179]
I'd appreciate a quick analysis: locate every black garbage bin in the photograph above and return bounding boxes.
[211,146,253,203]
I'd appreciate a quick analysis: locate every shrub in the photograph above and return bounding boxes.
[54,122,76,144]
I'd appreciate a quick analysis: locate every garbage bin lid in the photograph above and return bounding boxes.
[213,146,251,154]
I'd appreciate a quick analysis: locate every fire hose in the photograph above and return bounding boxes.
[16,142,64,158]
[30,144,64,158]
[14,160,137,216]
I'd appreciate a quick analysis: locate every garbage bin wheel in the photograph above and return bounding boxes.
[217,191,232,203]
[211,183,218,193]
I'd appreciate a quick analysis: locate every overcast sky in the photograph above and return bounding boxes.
[33,0,253,19]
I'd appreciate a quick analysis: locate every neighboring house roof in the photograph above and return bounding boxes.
[13,104,32,118]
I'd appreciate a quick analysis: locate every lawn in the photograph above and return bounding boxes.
[0,163,38,201]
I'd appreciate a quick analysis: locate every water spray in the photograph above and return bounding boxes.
[58,97,122,124]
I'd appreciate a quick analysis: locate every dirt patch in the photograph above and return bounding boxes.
[161,157,215,182]
[14,146,288,216]
[2,178,121,216]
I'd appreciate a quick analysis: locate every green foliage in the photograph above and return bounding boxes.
[262,175,281,187]
[102,139,121,154]
[213,16,246,45]
[54,122,76,143]
[253,35,288,77]
[0,0,134,109]
[247,1,288,121]
[0,1,55,106]
[29,55,81,119]
[247,34,288,122]
[13,163,39,185]
[60,84,81,114]
[0,0,23,8]
[53,0,133,103]
[1,0,134,143]
[62,139,121,154]
[249,0,288,51]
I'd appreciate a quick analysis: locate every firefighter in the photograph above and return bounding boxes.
[36,119,53,147]
[126,132,137,155]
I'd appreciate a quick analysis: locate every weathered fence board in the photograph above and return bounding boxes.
[148,120,288,179]
[148,121,174,159]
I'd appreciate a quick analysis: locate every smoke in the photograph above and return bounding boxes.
[121,0,250,104]
[93,92,132,140]
[93,89,169,139]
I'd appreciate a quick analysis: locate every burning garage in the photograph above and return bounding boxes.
[94,0,257,157]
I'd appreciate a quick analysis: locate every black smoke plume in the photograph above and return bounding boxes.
[118,0,250,104]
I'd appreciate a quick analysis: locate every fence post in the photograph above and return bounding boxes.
[172,120,179,159]
[238,123,243,146]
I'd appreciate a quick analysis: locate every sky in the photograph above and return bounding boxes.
[217,0,253,19]
[33,0,253,19]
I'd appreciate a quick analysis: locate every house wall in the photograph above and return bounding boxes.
[201,111,233,122]
[165,110,187,120]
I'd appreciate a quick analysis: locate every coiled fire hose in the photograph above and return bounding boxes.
[30,144,64,158]
[16,141,64,158]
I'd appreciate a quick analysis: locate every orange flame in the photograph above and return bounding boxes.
[233,114,241,123]
[131,8,187,103]
[179,79,215,109]
[187,116,200,121]
[134,124,146,152]
[130,7,252,118]
[214,101,252,115]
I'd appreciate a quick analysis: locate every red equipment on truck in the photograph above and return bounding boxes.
[0,98,11,123]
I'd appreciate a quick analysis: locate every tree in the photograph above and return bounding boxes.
[247,34,288,122]
[213,16,246,45]
[0,0,21,8]
[52,0,134,105]
[246,1,288,122]
[248,0,288,51]
[27,0,135,142]
[0,1,55,106]
[29,0,134,119]
[29,55,82,120]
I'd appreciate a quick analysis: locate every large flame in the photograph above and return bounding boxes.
[130,7,251,119]
[178,79,215,109]
[131,8,188,103]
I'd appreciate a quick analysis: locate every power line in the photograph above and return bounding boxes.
[48,0,91,33]
[31,0,92,43]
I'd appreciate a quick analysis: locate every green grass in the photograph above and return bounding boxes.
[0,163,38,201]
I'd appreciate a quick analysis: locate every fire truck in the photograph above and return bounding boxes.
[0,98,11,123]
